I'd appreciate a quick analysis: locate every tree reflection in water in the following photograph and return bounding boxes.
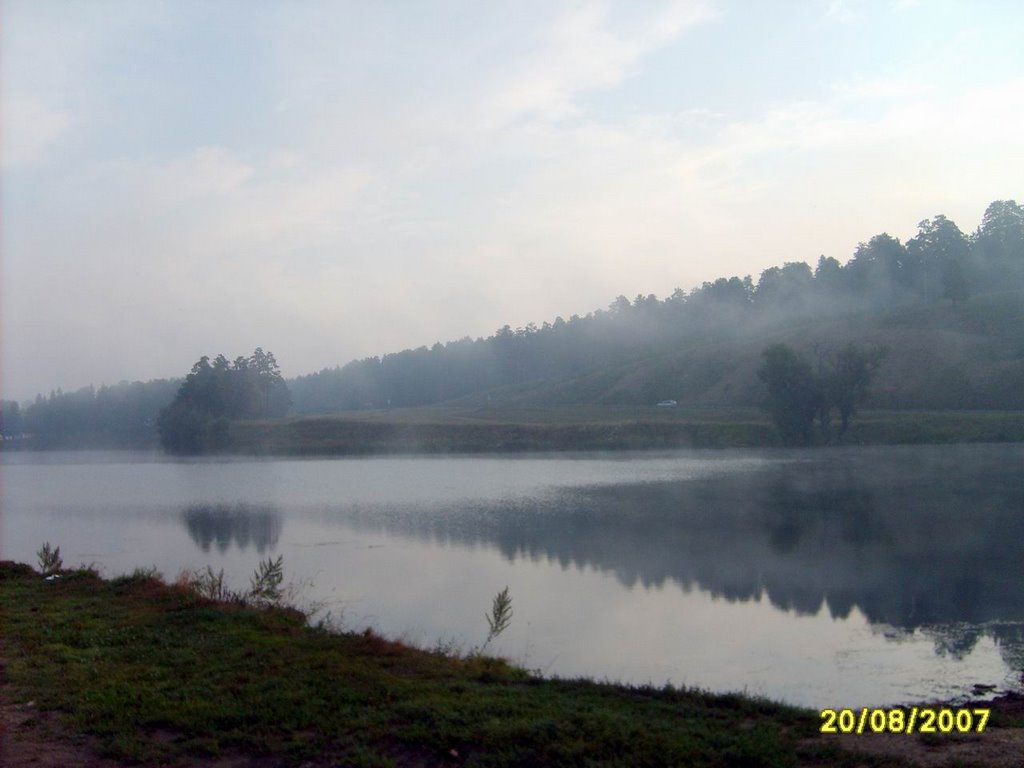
[321,446,1024,667]
[182,503,281,554]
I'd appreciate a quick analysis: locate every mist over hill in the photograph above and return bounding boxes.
[288,200,1024,413]
[4,199,1023,448]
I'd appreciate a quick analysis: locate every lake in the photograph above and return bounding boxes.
[2,444,1023,708]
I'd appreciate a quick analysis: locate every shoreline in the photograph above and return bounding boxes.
[3,559,1024,766]
[5,407,1024,457]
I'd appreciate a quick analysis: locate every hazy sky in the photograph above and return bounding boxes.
[2,0,1022,399]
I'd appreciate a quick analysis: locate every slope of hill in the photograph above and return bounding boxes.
[450,290,1024,412]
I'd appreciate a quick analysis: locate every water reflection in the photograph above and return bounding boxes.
[290,447,1024,666]
[182,503,281,554]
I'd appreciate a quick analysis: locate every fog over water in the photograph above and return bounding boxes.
[3,444,1022,707]
[4,4,1024,743]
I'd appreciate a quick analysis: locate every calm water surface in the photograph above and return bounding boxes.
[2,444,1023,708]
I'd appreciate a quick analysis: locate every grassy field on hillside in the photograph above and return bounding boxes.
[445,291,1024,412]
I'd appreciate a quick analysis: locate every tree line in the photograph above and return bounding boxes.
[758,343,887,445]
[1,380,180,447]
[157,348,291,454]
[291,200,1023,412]
[4,198,1022,446]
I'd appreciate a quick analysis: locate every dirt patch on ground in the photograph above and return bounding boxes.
[1,661,275,768]
[1,693,120,768]
[827,728,1024,767]
[0,682,447,768]
[0,693,308,768]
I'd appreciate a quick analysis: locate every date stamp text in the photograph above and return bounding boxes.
[820,707,990,735]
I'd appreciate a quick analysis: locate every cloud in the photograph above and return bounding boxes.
[826,0,862,23]
[3,0,1022,397]
[481,1,713,127]
[0,97,71,167]
[175,148,255,197]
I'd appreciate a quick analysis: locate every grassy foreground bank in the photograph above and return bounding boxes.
[0,561,920,768]
[226,406,1024,456]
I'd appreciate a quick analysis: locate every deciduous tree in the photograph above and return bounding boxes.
[758,343,820,446]
[824,343,887,438]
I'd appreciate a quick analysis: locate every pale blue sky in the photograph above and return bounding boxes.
[2,0,1022,398]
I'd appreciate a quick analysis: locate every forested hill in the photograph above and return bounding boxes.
[289,200,1024,413]
[4,199,1023,447]
[1,379,180,448]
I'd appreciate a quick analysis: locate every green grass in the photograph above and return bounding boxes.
[223,405,1024,456]
[848,410,1024,445]
[0,559,896,767]
[226,405,777,455]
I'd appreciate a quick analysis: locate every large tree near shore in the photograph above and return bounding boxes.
[757,344,820,446]
[824,343,888,438]
[759,342,886,445]
[158,348,290,454]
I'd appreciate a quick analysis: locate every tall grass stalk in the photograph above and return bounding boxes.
[36,542,63,575]
[481,586,513,652]
[249,555,284,605]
